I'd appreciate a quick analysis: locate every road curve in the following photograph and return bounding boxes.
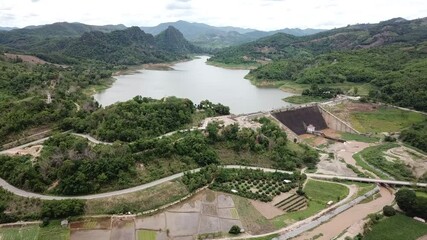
[0,165,424,200]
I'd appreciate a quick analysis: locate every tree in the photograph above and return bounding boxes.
[395,188,416,212]
[229,225,241,234]
[382,205,396,216]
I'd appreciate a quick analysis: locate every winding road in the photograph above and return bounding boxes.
[0,134,425,200]
[0,164,424,200]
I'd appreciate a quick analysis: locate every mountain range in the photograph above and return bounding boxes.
[140,20,325,48]
[209,17,427,64]
[0,25,200,65]
[0,20,326,49]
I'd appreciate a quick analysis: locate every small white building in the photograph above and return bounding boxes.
[306,124,315,134]
[283,180,292,183]
[231,189,238,193]
[327,201,334,205]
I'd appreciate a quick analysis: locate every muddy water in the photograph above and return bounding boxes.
[294,187,394,240]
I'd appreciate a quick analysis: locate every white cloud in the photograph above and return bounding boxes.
[0,0,426,30]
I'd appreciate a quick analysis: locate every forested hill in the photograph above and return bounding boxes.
[0,25,200,65]
[155,26,202,54]
[209,17,427,64]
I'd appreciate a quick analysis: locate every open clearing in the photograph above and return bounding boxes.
[324,101,426,133]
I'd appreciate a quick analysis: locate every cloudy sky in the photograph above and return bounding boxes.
[1,0,426,30]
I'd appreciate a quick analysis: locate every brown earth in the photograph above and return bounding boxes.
[4,53,48,64]
[294,187,394,240]
[249,200,284,219]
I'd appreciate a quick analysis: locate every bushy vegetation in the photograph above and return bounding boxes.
[400,119,427,152]
[64,96,196,142]
[0,56,110,145]
[41,199,85,218]
[395,188,427,220]
[363,213,427,240]
[356,143,414,181]
[301,84,344,99]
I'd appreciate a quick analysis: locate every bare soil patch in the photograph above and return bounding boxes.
[385,146,427,178]
[4,53,48,64]
[70,229,111,240]
[324,101,379,124]
[217,194,234,208]
[110,217,135,240]
[165,212,200,237]
[135,213,166,230]
[199,215,220,234]
[249,200,283,219]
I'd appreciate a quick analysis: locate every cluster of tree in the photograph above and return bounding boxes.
[0,56,112,145]
[395,188,427,220]
[0,134,136,195]
[64,96,196,142]
[302,84,344,99]
[131,130,219,167]
[41,199,85,219]
[210,168,299,202]
[400,119,427,153]
[205,117,319,169]
[197,100,230,116]
[181,165,218,192]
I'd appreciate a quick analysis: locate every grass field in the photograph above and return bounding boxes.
[271,180,349,228]
[244,233,279,240]
[363,214,427,240]
[282,95,324,104]
[349,107,426,133]
[304,180,349,204]
[85,180,189,214]
[0,225,39,240]
[137,230,157,240]
[277,81,371,95]
[340,132,379,143]
[0,221,69,240]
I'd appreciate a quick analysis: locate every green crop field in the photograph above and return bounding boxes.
[0,225,39,240]
[304,180,349,204]
[349,107,425,133]
[340,132,379,143]
[363,214,427,240]
[137,230,157,240]
[272,180,349,228]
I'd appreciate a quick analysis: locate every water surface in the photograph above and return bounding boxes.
[94,56,292,114]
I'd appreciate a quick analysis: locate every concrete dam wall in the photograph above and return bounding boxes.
[272,106,328,135]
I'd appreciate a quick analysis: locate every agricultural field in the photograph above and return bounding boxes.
[271,179,349,228]
[363,214,427,240]
[210,168,298,202]
[0,221,69,240]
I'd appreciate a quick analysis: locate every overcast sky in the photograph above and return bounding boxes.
[1,0,426,30]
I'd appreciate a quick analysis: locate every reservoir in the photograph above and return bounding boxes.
[94,56,292,114]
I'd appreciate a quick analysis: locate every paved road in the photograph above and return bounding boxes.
[0,165,424,200]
